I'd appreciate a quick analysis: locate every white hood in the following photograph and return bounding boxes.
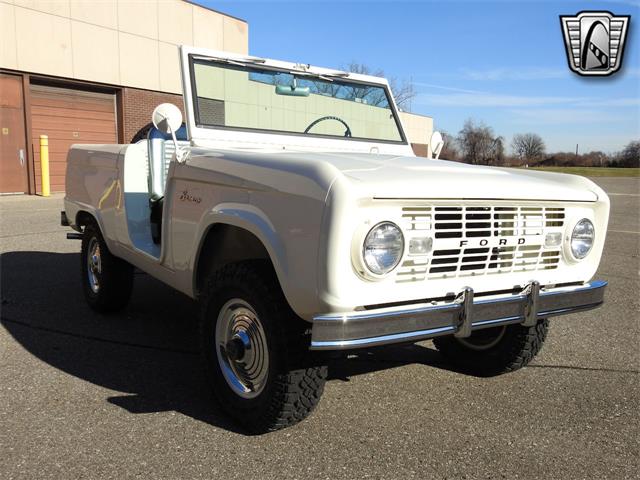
[189,148,602,203]
[317,152,600,202]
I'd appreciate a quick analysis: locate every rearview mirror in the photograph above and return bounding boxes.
[152,103,183,135]
[430,131,444,160]
[275,84,310,97]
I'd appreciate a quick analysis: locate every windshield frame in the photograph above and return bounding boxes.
[186,54,409,146]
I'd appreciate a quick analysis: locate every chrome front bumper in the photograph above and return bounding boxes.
[310,280,607,350]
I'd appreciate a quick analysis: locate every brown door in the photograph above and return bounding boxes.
[0,74,28,194]
[30,84,117,193]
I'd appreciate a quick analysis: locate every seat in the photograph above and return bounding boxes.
[146,123,189,243]
[147,123,189,200]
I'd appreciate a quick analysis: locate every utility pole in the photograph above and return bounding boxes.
[576,144,579,157]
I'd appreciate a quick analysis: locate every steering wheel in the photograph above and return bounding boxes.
[304,116,352,137]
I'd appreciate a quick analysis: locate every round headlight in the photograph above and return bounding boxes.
[571,218,595,259]
[362,222,404,275]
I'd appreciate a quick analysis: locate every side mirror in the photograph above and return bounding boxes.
[151,103,187,163]
[152,103,183,135]
[430,131,444,160]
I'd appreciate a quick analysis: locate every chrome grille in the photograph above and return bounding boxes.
[397,205,565,282]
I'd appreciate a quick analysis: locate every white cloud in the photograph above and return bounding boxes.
[509,108,624,125]
[460,67,640,81]
[586,97,640,107]
[424,66,640,82]
[416,93,585,108]
[414,83,640,109]
[413,82,484,94]
[461,67,567,81]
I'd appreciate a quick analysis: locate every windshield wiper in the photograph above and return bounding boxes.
[290,69,350,82]
[194,54,349,81]
[192,54,266,67]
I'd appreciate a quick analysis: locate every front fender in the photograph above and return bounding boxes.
[189,199,324,320]
[191,203,287,282]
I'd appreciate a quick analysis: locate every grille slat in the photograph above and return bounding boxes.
[397,205,565,282]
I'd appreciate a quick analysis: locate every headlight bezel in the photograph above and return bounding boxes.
[359,221,405,278]
[569,218,595,261]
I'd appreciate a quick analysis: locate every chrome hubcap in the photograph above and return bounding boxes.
[457,325,507,351]
[215,299,269,399]
[87,237,102,294]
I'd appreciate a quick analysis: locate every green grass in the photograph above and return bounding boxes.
[527,167,640,177]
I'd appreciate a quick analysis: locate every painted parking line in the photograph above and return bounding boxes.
[606,193,640,197]
[609,229,640,235]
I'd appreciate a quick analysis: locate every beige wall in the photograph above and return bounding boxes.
[400,111,433,154]
[0,0,248,93]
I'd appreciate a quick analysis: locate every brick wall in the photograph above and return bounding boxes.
[121,88,185,143]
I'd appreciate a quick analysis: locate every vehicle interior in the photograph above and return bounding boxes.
[146,123,189,245]
[123,123,188,258]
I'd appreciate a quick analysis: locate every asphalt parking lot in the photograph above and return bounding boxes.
[1,177,638,479]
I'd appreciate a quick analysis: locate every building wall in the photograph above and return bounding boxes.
[0,0,249,194]
[400,111,433,157]
[0,0,248,94]
[121,88,185,143]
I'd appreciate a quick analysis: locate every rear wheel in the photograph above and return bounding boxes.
[199,261,327,433]
[433,320,549,376]
[130,122,153,143]
[80,222,133,312]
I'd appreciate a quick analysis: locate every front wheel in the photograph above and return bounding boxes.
[433,320,549,377]
[80,222,133,312]
[199,261,327,433]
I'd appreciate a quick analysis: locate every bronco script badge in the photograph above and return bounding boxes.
[179,189,202,204]
[560,11,630,76]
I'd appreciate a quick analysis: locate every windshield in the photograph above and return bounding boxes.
[190,58,405,143]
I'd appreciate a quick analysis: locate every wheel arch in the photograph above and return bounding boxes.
[193,222,286,302]
[75,210,97,229]
[73,209,116,252]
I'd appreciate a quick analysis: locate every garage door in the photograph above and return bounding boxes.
[30,84,117,193]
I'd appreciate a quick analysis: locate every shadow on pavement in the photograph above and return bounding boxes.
[0,250,456,433]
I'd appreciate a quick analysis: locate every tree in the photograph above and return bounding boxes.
[493,136,506,165]
[457,119,503,165]
[512,133,546,164]
[439,130,459,160]
[616,140,640,167]
[345,62,416,111]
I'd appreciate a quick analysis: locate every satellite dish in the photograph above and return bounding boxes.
[430,131,444,160]
[152,103,182,135]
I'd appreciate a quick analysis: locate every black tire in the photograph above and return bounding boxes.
[80,221,134,312]
[433,320,549,377]
[130,122,153,144]
[199,261,327,433]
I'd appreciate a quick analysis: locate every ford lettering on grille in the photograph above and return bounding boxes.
[458,237,528,248]
[397,204,565,282]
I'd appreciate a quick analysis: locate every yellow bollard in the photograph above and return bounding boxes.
[40,135,50,196]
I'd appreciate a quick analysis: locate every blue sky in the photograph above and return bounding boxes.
[203,0,639,154]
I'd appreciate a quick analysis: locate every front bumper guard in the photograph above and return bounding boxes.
[310,280,607,350]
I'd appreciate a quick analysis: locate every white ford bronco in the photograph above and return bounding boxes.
[62,46,609,432]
